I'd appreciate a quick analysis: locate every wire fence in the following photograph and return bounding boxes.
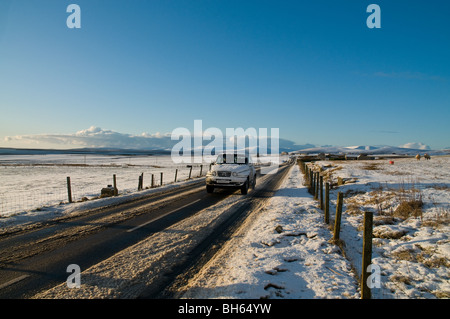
[0,164,206,217]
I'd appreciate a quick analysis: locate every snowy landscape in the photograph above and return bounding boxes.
[0,149,448,298]
[11,152,446,299]
[2,0,449,303]
[178,156,449,299]
[0,153,209,220]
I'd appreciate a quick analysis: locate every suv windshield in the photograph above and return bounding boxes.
[216,154,248,164]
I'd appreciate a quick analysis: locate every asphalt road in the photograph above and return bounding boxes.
[0,163,291,298]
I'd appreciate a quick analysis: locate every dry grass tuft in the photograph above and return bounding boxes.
[391,248,416,262]
[394,199,424,219]
[363,163,381,171]
[435,291,450,298]
[391,246,450,268]
[390,274,412,286]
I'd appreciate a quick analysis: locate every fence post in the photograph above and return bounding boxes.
[67,177,73,203]
[333,192,344,241]
[174,169,178,183]
[188,165,193,179]
[325,182,330,224]
[361,211,374,299]
[305,164,309,188]
[314,172,319,200]
[113,174,118,196]
[151,174,154,188]
[306,165,310,188]
[160,172,163,186]
[319,175,324,210]
[138,173,143,191]
[200,165,203,176]
[314,171,317,196]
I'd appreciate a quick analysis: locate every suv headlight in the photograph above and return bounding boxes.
[232,172,238,177]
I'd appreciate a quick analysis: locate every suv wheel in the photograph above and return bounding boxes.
[241,180,248,195]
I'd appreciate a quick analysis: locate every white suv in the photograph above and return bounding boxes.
[206,153,256,195]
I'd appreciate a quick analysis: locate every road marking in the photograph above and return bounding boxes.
[0,275,30,290]
[127,199,202,233]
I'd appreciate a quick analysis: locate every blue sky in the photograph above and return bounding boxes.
[0,0,449,150]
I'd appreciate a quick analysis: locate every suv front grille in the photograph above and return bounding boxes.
[218,171,231,177]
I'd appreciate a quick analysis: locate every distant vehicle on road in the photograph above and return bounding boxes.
[206,153,256,195]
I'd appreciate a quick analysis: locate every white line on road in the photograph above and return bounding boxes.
[0,275,30,290]
[127,199,202,233]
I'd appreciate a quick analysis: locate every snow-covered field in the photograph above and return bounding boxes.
[0,153,285,232]
[0,154,208,217]
[3,154,449,299]
[179,157,449,299]
[315,156,450,299]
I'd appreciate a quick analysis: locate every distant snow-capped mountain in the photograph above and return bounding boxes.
[291,145,448,156]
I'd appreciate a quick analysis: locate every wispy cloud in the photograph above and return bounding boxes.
[4,126,174,150]
[3,126,303,151]
[399,142,431,150]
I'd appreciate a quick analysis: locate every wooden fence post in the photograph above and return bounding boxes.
[160,172,163,186]
[325,182,330,224]
[200,165,203,176]
[67,177,73,203]
[314,172,319,200]
[319,175,324,210]
[314,171,318,197]
[174,169,178,183]
[113,174,118,196]
[151,174,154,188]
[361,211,374,299]
[305,165,309,187]
[333,192,344,241]
[307,166,311,188]
[188,165,193,179]
[138,173,143,191]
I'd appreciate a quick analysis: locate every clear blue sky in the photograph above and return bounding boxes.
[0,0,449,149]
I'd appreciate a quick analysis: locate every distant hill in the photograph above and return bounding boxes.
[290,145,450,156]
[1,145,449,157]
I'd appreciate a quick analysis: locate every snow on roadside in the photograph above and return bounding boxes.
[179,164,360,299]
[179,157,450,299]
